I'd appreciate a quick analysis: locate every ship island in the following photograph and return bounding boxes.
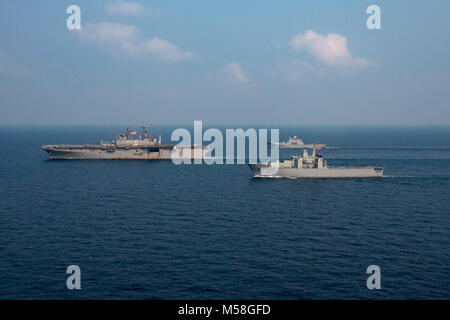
[41,126,208,160]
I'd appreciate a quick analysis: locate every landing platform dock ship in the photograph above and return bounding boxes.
[272,136,326,149]
[41,127,208,160]
[249,145,383,178]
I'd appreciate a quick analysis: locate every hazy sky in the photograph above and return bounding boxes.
[0,0,449,125]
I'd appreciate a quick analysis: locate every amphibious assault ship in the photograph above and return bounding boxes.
[41,126,208,160]
[249,145,383,178]
[272,136,326,149]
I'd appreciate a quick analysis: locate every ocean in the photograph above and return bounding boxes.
[0,126,449,299]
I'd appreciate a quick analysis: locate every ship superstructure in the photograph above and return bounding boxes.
[112,126,159,147]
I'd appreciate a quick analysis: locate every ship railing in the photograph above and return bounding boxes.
[330,166,384,169]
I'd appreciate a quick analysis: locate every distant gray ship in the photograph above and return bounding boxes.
[41,126,208,160]
[249,145,383,178]
[272,136,326,149]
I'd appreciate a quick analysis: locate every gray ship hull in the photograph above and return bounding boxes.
[249,164,383,178]
[42,146,206,160]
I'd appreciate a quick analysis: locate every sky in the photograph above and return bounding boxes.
[0,0,449,126]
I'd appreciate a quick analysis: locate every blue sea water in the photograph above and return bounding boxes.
[0,126,449,299]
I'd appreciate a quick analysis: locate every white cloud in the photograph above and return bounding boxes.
[140,37,193,61]
[289,30,369,67]
[75,22,192,61]
[221,62,248,84]
[77,22,138,53]
[106,1,145,16]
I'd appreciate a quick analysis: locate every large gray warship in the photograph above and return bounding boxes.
[249,145,383,178]
[272,136,326,149]
[41,127,208,160]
